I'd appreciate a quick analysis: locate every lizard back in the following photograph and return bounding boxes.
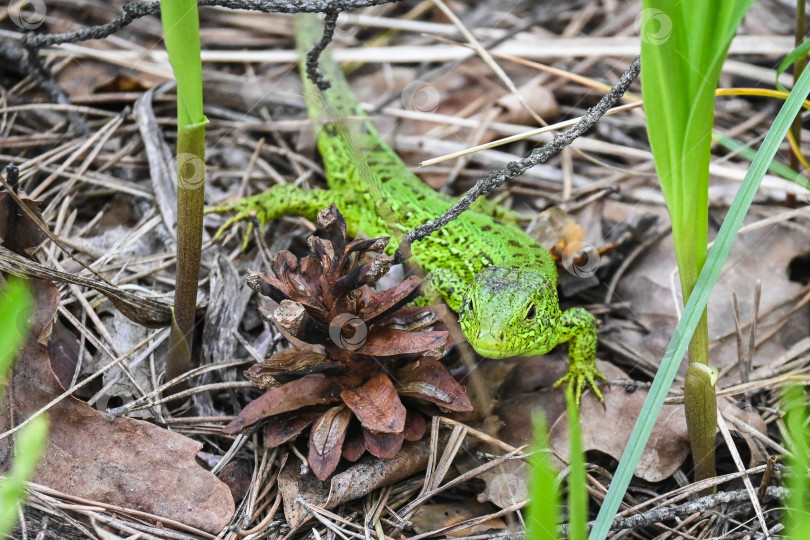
[294,15,555,290]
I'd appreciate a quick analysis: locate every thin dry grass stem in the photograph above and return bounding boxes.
[109,358,256,415]
[298,500,358,540]
[419,102,642,168]
[25,482,218,538]
[30,115,123,200]
[398,444,527,523]
[430,0,544,127]
[712,284,810,350]
[716,413,770,536]
[0,103,119,117]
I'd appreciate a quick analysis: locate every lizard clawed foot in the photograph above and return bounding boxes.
[204,203,260,251]
[553,361,606,405]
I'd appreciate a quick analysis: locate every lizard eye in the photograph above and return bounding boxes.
[526,304,537,320]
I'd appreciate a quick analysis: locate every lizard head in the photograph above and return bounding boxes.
[458,266,562,358]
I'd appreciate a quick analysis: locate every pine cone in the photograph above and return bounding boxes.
[224,205,472,480]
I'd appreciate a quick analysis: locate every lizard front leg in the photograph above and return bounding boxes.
[206,184,356,248]
[552,306,605,403]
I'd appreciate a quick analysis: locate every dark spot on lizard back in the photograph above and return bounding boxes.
[481,225,491,231]
[508,240,521,247]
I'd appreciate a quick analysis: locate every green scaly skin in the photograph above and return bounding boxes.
[206,14,605,403]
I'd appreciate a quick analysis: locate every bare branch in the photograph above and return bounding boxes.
[305,11,340,91]
[21,0,404,48]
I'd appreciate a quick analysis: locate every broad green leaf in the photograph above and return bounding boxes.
[641,1,754,295]
[0,416,49,537]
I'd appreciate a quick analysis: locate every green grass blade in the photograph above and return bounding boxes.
[161,0,205,129]
[526,414,560,540]
[713,131,809,186]
[783,385,810,537]
[0,279,46,538]
[566,389,587,540]
[589,52,810,540]
[777,38,810,92]
[0,415,49,538]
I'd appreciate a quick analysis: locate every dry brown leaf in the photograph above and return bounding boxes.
[495,75,559,124]
[403,410,427,441]
[474,459,528,509]
[411,502,507,537]
[0,280,234,533]
[604,199,810,383]
[340,373,406,433]
[341,427,366,462]
[217,461,253,504]
[0,189,47,257]
[497,357,689,482]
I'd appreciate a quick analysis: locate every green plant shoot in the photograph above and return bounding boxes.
[565,388,587,540]
[782,385,810,537]
[590,44,810,540]
[640,0,754,485]
[524,392,589,540]
[160,0,209,382]
[0,279,49,537]
[526,414,560,540]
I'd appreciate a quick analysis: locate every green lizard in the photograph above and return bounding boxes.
[207,14,605,402]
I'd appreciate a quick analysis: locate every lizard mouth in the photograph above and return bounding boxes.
[469,341,528,359]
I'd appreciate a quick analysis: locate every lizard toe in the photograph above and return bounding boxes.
[554,363,606,405]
